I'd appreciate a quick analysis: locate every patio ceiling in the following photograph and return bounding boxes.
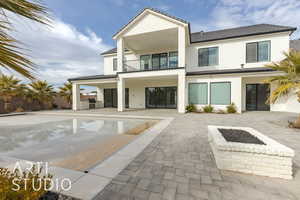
[124,28,178,53]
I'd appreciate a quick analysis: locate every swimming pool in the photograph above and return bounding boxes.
[0,114,157,171]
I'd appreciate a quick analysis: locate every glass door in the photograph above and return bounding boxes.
[104,88,129,108]
[246,84,270,111]
[145,87,177,108]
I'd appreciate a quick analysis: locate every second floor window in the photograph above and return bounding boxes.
[246,41,270,63]
[140,55,151,70]
[113,58,117,71]
[198,47,219,67]
[169,51,178,68]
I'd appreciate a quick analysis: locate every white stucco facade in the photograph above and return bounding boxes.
[70,8,299,114]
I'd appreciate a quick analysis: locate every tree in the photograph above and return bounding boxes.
[0,74,26,112]
[29,80,55,109]
[264,50,300,128]
[0,0,49,79]
[59,82,72,104]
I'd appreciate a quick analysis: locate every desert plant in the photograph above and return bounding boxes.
[0,0,50,79]
[29,81,56,109]
[0,75,26,112]
[203,105,214,113]
[226,103,237,113]
[264,50,300,128]
[0,165,52,200]
[59,82,72,104]
[186,104,196,112]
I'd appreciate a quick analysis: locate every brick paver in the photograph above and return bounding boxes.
[78,110,300,200]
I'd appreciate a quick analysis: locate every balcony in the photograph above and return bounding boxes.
[123,52,179,72]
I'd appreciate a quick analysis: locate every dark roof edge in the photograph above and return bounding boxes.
[68,75,117,82]
[190,28,296,44]
[186,68,275,76]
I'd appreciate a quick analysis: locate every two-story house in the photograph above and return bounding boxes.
[69,8,300,113]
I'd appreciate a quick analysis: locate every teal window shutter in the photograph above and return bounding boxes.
[210,82,231,105]
[189,83,208,104]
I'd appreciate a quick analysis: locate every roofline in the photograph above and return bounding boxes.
[68,75,117,82]
[113,7,189,40]
[190,28,297,44]
[186,68,275,76]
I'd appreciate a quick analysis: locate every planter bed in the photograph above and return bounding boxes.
[208,125,295,179]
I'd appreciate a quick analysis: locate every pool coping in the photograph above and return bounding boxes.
[0,112,173,200]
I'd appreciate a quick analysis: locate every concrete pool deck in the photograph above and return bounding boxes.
[0,111,173,199]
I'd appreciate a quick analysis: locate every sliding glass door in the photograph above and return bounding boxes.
[104,88,129,108]
[145,87,177,108]
[246,84,270,111]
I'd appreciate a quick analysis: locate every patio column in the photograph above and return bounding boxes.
[178,71,186,113]
[117,77,125,112]
[178,26,186,68]
[96,87,104,107]
[117,37,124,72]
[72,83,80,111]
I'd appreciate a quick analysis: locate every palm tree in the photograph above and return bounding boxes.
[264,50,300,128]
[0,0,50,79]
[29,80,55,109]
[0,74,26,112]
[59,82,72,104]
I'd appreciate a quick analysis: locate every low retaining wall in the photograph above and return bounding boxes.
[208,125,295,179]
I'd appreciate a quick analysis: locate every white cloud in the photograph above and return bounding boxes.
[191,0,300,38]
[2,13,112,86]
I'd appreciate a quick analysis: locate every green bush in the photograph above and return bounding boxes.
[186,104,196,112]
[226,103,237,113]
[203,105,214,113]
[0,165,52,200]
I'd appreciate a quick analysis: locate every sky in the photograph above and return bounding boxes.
[2,0,300,90]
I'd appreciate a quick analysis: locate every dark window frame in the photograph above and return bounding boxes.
[209,82,231,105]
[246,40,271,63]
[169,51,178,68]
[198,46,219,67]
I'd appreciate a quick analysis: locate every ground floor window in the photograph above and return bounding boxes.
[145,87,177,108]
[188,83,208,104]
[210,82,231,105]
[246,84,270,111]
[104,88,129,108]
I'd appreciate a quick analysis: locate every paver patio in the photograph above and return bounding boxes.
[81,109,300,200]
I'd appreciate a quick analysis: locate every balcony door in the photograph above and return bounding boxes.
[152,53,168,70]
[246,84,270,111]
[145,87,177,109]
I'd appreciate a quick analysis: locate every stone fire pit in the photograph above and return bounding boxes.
[208,125,295,179]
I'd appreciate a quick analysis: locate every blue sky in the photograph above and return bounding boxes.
[4,0,300,90]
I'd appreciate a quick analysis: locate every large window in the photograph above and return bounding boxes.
[198,47,219,67]
[113,58,117,71]
[188,83,208,104]
[169,51,178,68]
[210,82,231,105]
[140,55,151,70]
[246,41,270,63]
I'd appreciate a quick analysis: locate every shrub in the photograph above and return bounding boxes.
[186,104,196,112]
[203,105,214,113]
[0,165,52,200]
[15,107,24,112]
[226,103,237,113]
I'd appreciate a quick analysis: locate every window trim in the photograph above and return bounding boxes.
[198,46,219,67]
[246,40,271,63]
[188,82,208,105]
[209,81,231,105]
